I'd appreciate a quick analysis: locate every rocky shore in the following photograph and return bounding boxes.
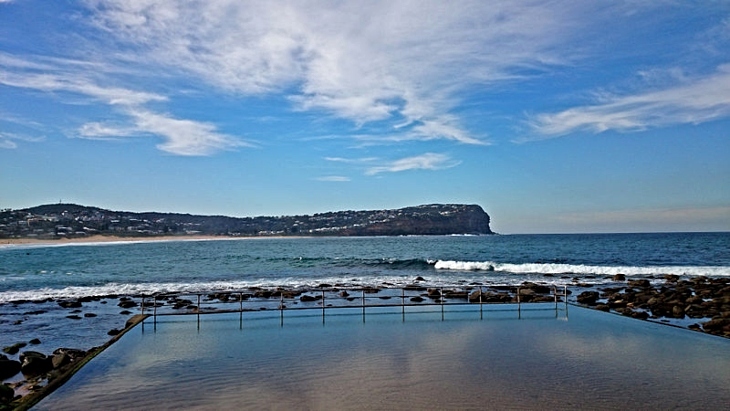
[2,275,729,409]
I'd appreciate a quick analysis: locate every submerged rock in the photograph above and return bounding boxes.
[0,358,21,380]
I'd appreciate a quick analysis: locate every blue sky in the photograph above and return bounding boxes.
[1,0,729,234]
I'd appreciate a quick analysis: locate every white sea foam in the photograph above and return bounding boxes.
[434,260,730,277]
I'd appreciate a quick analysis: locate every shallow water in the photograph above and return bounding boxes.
[36,305,730,410]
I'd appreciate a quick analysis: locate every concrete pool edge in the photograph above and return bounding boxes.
[7,314,149,411]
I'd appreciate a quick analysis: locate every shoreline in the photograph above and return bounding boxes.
[2,278,729,408]
[0,234,300,247]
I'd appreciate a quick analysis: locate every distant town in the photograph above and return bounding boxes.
[0,203,493,239]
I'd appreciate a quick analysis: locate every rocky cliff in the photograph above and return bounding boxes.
[1,203,493,238]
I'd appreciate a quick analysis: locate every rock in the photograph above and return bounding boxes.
[20,351,52,376]
[0,359,21,380]
[671,305,685,319]
[300,295,318,302]
[628,279,651,288]
[51,353,70,369]
[702,318,729,331]
[414,276,426,282]
[576,291,600,305]
[29,338,41,345]
[338,290,350,297]
[613,274,626,281]
[410,296,425,303]
[595,304,610,312]
[107,328,121,336]
[84,313,97,318]
[427,288,441,297]
[0,384,15,403]
[2,342,27,355]
[631,310,650,320]
[118,300,138,309]
[58,300,82,309]
[66,315,82,320]
[468,289,482,302]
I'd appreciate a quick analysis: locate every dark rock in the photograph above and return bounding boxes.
[118,300,138,309]
[628,279,651,288]
[631,310,650,320]
[51,353,70,369]
[300,295,318,302]
[107,328,121,336]
[410,296,425,303]
[83,313,97,318]
[20,351,52,376]
[0,383,15,403]
[576,291,600,305]
[595,304,610,312]
[414,276,426,282]
[338,290,349,297]
[0,359,21,380]
[58,300,82,309]
[702,318,729,331]
[66,315,82,320]
[29,338,41,345]
[2,342,27,355]
[613,274,626,281]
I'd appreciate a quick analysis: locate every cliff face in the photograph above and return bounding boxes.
[335,204,492,236]
[1,203,493,238]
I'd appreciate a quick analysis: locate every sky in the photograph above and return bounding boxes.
[0,0,729,234]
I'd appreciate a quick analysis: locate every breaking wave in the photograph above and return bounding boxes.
[433,260,730,277]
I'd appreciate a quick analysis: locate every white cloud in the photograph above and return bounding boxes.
[84,0,581,145]
[0,132,44,149]
[316,176,351,182]
[127,110,251,156]
[528,65,730,137]
[76,112,250,156]
[0,68,166,106]
[0,56,250,155]
[365,153,460,175]
[324,156,378,164]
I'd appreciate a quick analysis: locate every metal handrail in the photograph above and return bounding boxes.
[140,284,569,325]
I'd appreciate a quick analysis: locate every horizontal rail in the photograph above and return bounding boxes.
[138,285,569,327]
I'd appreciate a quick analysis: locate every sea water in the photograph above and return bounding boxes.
[1,233,729,355]
[2,233,728,302]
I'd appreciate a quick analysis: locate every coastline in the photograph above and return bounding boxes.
[0,234,295,247]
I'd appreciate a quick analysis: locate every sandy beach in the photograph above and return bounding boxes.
[1,234,294,247]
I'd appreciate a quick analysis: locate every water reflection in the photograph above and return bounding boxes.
[36,306,730,410]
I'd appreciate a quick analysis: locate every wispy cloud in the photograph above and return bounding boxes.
[0,132,44,149]
[84,0,581,145]
[127,110,250,156]
[0,55,250,155]
[365,153,460,175]
[316,176,351,182]
[528,65,730,138]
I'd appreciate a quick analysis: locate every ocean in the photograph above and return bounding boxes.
[2,232,729,302]
[1,232,729,355]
